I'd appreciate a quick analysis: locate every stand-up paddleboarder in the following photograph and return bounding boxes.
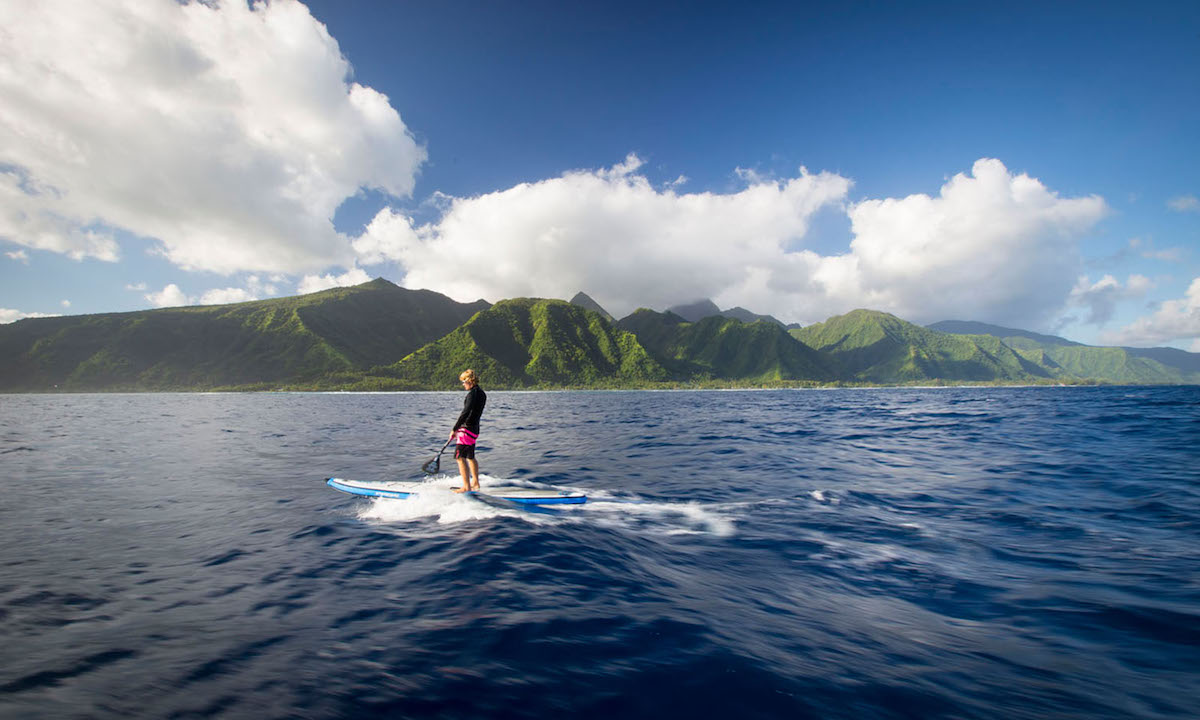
[450,369,486,493]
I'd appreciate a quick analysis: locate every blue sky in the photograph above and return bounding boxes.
[2,0,1198,349]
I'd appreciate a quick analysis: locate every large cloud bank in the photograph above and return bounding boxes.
[844,160,1107,326]
[355,154,852,319]
[359,157,1108,326]
[0,0,424,273]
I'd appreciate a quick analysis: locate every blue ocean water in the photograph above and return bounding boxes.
[0,386,1197,719]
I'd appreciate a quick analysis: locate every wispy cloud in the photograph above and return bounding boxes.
[1069,274,1153,325]
[1167,195,1200,213]
[1116,237,1187,263]
[1142,247,1185,262]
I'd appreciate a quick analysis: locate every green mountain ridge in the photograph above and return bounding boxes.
[378,298,667,389]
[930,319,1200,384]
[617,309,833,382]
[1,280,1197,391]
[793,309,1040,383]
[0,279,488,391]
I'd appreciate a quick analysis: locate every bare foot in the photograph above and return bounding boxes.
[453,487,470,493]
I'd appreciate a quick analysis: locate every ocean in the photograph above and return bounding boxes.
[1,386,1197,719]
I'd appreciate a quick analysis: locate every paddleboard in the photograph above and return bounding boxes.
[325,478,586,505]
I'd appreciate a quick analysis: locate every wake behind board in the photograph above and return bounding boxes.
[326,478,586,505]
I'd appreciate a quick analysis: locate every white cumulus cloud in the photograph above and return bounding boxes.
[198,275,279,305]
[137,274,280,307]
[198,287,256,305]
[357,156,1107,326]
[356,154,853,319]
[145,284,192,308]
[1102,277,1200,348]
[0,308,58,324]
[844,159,1108,326]
[0,0,424,274]
[297,267,371,295]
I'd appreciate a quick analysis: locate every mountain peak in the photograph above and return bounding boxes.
[569,292,614,321]
[360,277,402,291]
[666,298,785,326]
[720,306,785,327]
[666,299,722,322]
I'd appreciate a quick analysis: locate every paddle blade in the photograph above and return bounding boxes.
[421,439,451,475]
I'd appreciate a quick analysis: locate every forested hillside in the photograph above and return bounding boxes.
[2,280,1197,391]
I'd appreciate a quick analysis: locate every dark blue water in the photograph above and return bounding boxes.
[1,387,1197,719]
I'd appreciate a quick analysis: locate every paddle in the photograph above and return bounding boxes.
[421,439,452,475]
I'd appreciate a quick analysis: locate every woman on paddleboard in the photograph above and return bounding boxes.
[450,369,486,493]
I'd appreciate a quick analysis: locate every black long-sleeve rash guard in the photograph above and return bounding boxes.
[453,385,487,435]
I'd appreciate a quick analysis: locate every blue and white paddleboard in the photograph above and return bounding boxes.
[326,478,587,505]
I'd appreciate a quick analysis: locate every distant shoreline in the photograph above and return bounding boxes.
[5,380,1194,395]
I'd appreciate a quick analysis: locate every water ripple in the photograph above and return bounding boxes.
[0,387,1197,718]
